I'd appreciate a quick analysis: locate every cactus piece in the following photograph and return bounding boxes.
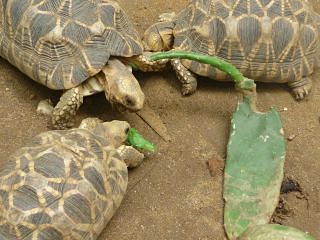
[238,224,315,240]
[127,128,155,152]
[223,97,286,239]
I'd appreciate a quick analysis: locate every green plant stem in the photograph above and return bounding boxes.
[150,50,254,90]
[150,50,257,109]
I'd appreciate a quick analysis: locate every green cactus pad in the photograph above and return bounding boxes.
[224,97,286,239]
[239,224,315,240]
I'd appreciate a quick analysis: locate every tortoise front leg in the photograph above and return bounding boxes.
[51,77,104,129]
[171,59,197,95]
[123,52,169,72]
[52,87,84,129]
[117,145,144,168]
[288,77,312,100]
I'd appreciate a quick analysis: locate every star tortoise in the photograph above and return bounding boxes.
[0,0,166,129]
[0,118,144,240]
[143,0,320,99]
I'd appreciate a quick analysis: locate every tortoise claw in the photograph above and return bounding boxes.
[289,78,312,100]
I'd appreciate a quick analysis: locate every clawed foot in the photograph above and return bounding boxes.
[171,59,197,95]
[293,86,310,100]
[181,76,197,95]
[289,78,312,100]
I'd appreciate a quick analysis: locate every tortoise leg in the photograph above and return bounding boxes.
[52,77,104,129]
[117,145,144,168]
[288,77,312,100]
[52,87,84,129]
[158,12,176,22]
[171,59,197,95]
[124,52,169,72]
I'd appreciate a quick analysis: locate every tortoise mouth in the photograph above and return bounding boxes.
[108,91,144,113]
[113,101,142,113]
[115,103,129,113]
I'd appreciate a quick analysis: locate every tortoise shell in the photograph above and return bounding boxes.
[0,128,128,239]
[173,0,320,83]
[0,0,143,90]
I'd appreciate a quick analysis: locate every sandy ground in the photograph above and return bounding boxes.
[0,0,319,239]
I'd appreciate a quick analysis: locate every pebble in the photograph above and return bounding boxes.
[36,99,53,116]
[287,134,296,141]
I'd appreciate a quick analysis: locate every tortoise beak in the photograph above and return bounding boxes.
[115,103,128,113]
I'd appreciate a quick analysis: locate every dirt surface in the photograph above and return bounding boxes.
[0,1,319,239]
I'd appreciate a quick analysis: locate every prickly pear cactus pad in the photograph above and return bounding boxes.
[238,224,316,240]
[223,97,286,239]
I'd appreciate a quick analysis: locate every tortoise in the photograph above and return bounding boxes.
[0,117,144,240]
[143,0,320,99]
[0,0,166,129]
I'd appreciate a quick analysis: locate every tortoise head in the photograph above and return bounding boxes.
[143,21,175,52]
[99,58,145,112]
[79,118,130,147]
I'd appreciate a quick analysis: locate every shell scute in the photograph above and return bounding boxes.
[13,185,40,211]
[271,18,295,59]
[64,193,92,224]
[8,0,29,30]
[84,166,107,195]
[34,152,66,178]
[232,0,249,17]
[238,17,262,55]
[71,0,98,25]
[209,18,227,51]
[38,227,64,240]
[259,0,273,6]
[28,212,52,225]
[249,0,264,17]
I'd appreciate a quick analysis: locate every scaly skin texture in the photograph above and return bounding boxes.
[52,87,84,129]
[121,52,169,72]
[0,118,144,240]
[143,0,320,100]
[171,59,197,95]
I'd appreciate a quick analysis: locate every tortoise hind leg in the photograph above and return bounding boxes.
[171,59,197,95]
[288,77,312,100]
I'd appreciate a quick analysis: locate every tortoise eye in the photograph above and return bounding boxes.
[125,127,130,134]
